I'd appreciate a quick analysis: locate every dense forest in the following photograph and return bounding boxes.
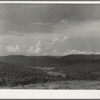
[0,61,65,87]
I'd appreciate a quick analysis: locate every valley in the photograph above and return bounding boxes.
[0,54,100,89]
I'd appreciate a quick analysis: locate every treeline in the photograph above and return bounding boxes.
[55,62,100,81]
[65,71,100,80]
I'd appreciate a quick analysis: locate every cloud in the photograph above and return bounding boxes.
[34,46,41,54]
[27,46,34,54]
[42,52,48,55]
[50,37,59,45]
[44,37,59,50]
[27,40,42,54]
[52,49,58,55]
[94,52,100,54]
[2,4,100,36]
[31,22,50,25]
[63,36,68,41]
[69,49,88,55]
[45,46,50,50]
[6,44,20,53]
[27,46,41,54]
[53,19,100,38]
[7,31,25,36]
[35,40,41,47]
[62,49,97,55]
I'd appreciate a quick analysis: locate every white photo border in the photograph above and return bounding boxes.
[0,1,100,99]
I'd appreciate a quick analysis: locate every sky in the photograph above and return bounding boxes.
[1,4,100,56]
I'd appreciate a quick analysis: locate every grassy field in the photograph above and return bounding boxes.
[2,81,100,89]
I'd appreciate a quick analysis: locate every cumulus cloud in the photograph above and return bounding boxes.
[35,40,41,54]
[69,49,87,55]
[34,46,41,54]
[27,46,34,54]
[63,36,68,41]
[6,44,20,53]
[35,40,41,47]
[44,38,59,50]
[62,49,96,56]
[94,52,100,54]
[27,40,42,54]
[50,37,59,45]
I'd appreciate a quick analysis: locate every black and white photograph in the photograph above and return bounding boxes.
[1,3,100,89]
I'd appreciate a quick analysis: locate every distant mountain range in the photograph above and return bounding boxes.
[0,54,100,67]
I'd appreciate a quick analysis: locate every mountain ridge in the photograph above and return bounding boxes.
[0,54,100,66]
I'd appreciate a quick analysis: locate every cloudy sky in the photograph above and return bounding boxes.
[1,4,100,56]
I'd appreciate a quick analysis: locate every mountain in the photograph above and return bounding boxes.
[59,54,100,65]
[0,54,100,67]
[0,55,59,66]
